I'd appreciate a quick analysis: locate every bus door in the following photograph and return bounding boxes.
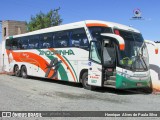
[88,41,103,87]
[102,40,116,68]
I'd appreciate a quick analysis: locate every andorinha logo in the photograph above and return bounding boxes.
[39,49,75,56]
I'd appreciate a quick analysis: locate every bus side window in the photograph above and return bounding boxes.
[39,33,54,49]
[17,38,22,50]
[11,38,19,50]
[54,31,70,48]
[70,28,89,50]
[20,37,28,49]
[28,35,39,49]
[6,39,12,50]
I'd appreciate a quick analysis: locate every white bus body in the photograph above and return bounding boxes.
[2,20,153,91]
[146,40,160,91]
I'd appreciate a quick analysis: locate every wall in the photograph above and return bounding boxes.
[2,20,27,41]
[0,20,27,72]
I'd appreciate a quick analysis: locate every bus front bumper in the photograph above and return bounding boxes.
[115,74,151,89]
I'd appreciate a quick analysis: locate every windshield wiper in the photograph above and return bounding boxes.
[140,54,148,70]
[136,43,148,70]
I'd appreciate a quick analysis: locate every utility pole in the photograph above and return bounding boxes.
[0,20,2,33]
[0,20,2,42]
[0,20,3,72]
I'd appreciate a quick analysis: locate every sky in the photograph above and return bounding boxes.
[0,0,160,42]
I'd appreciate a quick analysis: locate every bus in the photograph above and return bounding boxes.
[2,20,157,91]
[145,40,160,91]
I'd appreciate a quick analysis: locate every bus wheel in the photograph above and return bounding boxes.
[21,66,28,79]
[141,80,153,94]
[14,65,21,77]
[145,80,153,94]
[82,72,95,90]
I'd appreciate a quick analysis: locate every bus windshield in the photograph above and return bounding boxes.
[116,30,149,71]
[88,27,112,41]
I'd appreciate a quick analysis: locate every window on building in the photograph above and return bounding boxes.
[4,27,6,37]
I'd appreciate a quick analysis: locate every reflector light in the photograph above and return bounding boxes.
[114,30,120,36]
[155,49,158,54]
[119,44,125,51]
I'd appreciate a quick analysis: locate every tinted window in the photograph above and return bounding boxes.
[118,30,134,41]
[28,35,39,49]
[17,38,22,49]
[19,37,28,49]
[70,28,89,50]
[39,33,54,49]
[12,39,19,50]
[6,39,12,50]
[54,31,70,48]
[9,38,19,50]
[116,30,144,42]
[89,27,112,41]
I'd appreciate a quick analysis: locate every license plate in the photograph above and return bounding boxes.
[137,83,142,86]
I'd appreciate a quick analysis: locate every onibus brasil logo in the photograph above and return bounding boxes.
[130,8,144,20]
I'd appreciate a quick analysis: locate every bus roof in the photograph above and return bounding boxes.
[6,20,140,39]
[85,20,140,33]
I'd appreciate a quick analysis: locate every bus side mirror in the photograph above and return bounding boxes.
[145,40,158,54]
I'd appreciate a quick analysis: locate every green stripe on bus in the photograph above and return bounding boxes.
[48,55,69,81]
[37,49,68,81]
[63,55,78,82]
[116,74,150,89]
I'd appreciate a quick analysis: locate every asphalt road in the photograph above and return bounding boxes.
[0,74,160,120]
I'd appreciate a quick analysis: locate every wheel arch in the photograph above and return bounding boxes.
[13,64,19,72]
[20,64,26,69]
[79,69,88,83]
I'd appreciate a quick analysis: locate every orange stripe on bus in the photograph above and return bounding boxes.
[119,44,125,51]
[47,69,55,78]
[7,50,52,75]
[49,48,76,82]
[12,51,56,78]
[86,23,108,27]
[155,48,158,54]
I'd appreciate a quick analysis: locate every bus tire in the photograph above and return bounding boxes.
[142,80,153,94]
[14,65,21,77]
[145,80,153,94]
[82,72,95,90]
[21,66,28,79]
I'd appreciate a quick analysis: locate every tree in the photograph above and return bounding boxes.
[27,8,63,32]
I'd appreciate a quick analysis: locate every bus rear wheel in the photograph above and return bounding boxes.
[14,65,21,77]
[21,66,28,79]
[82,72,95,90]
